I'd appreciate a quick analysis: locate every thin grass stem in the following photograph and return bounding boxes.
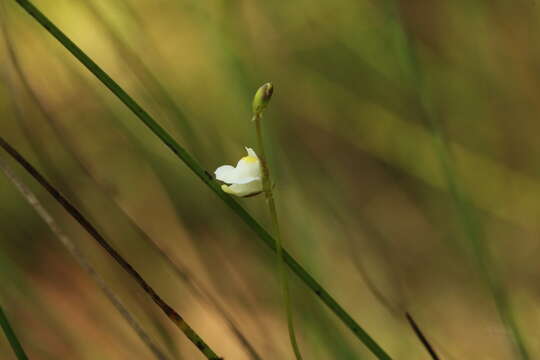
[253,106,304,359]
[11,1,392,358]
[0,304,29,360]
[405,313,440,360]
[78,0,204,156]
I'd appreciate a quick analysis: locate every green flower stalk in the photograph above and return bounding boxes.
[215,83,304,358]
[252,83,304,360]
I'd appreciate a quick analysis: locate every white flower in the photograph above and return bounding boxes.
[215,147,263,197]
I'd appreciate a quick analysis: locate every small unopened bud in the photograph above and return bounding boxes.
[252,82,274,116]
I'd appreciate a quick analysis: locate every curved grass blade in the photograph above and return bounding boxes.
[12,1,392,358]
[0,304,29,360]
[0,136,221,360]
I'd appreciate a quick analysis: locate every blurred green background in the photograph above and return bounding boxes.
[2,0,540,359]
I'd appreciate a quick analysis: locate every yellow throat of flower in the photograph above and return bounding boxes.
[241,156,258,163]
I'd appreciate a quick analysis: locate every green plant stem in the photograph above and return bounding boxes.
[78,0,203,157]
[12,1,392,358]
[0,304,29,360]
[254,114,304,360]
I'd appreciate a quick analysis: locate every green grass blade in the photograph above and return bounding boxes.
[0,304,29,360]
[79,0,204,156]
[12,0,392,358]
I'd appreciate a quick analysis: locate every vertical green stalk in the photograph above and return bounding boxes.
[252,83,304,360]
[0,304,29,360]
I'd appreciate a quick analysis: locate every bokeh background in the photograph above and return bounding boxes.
[2,0,540,359]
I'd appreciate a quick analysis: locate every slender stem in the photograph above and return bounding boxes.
[254,114,304,360]
[78,0,203,156]
[0,137,221,360]
[405,313,440,360]
[0,304,29,360]
[12,1,392,358]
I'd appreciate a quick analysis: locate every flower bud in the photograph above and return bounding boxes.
[252,82,274,116]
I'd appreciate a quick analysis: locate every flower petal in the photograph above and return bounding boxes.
[214,165,238,183]
[215,147,262,185]
[235,149,261,180]
[245,147,258,158]
[221,179,262,197]
[234,159,260,182]
[215,164,259,184]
